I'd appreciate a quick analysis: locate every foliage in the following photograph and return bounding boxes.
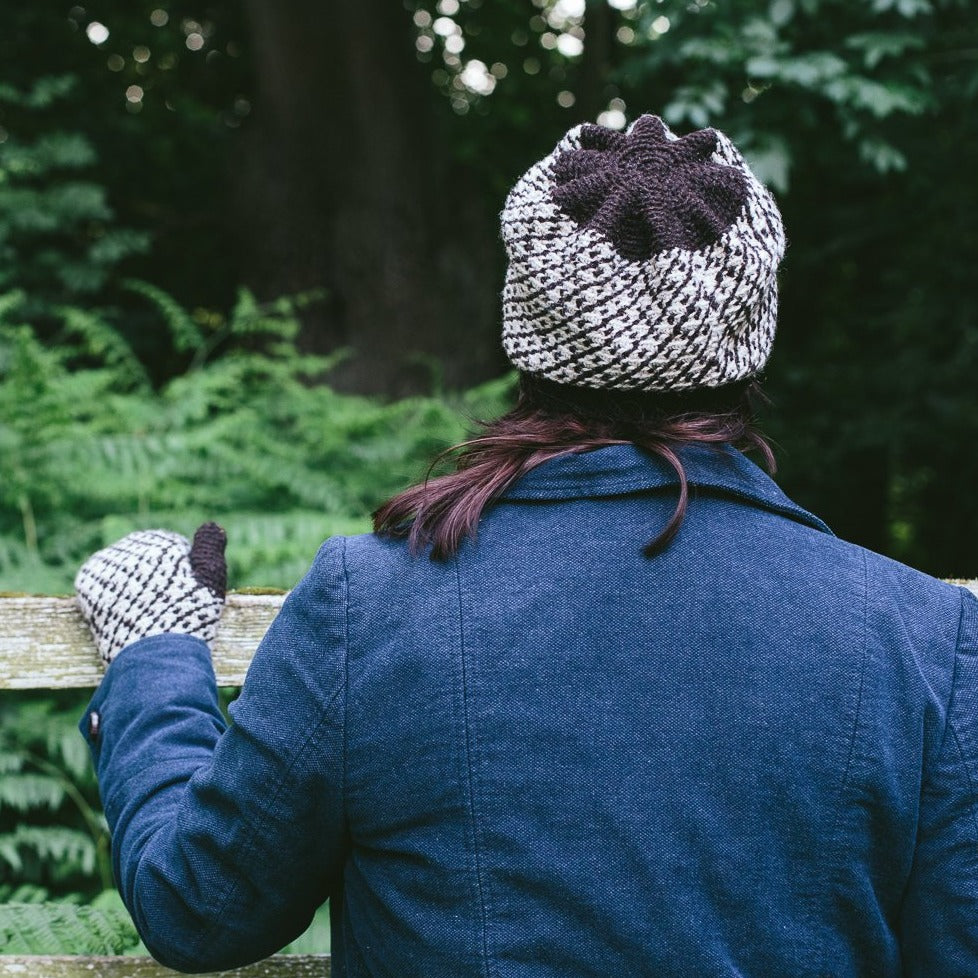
[0,692,107,901]
[0,287,515,595]
[0,687,129,955]
[0,901,140,955]
[0,76,149,313]
[0,2,252,317]
[408,0,973,187]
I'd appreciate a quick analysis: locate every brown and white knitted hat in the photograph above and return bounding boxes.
[500,114,786,392]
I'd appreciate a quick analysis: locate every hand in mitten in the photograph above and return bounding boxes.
[75,522,227,665]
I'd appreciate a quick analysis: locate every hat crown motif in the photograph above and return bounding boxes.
[501,111,785,391]
[551,115,749,262]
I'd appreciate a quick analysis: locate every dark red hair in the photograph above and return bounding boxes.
[373,374,775,560]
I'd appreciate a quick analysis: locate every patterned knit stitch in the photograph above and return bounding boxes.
[75,525,226,664]
[500,114,786,392]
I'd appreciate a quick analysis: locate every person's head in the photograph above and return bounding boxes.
[375,114,785,558]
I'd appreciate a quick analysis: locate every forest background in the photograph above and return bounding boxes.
[1,0,977,956]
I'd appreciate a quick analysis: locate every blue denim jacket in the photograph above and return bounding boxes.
[82,444,978,977]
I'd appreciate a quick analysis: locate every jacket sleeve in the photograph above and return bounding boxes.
[901,587,978,975]
[80,537,348,974]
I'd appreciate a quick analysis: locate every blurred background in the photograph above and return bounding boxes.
[0,0,977,950]
[1,0,977,588]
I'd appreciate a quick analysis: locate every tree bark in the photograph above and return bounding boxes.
[236,0,502,395]
[577,0,613,123]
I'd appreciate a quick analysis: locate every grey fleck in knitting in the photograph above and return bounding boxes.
[75,524,227,664]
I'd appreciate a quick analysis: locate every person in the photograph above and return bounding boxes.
[75,115,978,977]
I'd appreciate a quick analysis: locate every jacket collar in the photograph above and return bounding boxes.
[501,443,832,536]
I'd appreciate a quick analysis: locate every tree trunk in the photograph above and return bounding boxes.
[236,0,502,395]
[578,0,613,124]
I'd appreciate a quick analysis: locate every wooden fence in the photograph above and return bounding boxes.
[0,592,285,690]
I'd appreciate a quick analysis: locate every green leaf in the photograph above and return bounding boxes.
[55,306,150,389]
[0,133,97,175]
[0,827,97,878]
[769,0,796,26]
[858,136,908,172]
[745,55,782,79]
[0,76,77,109]
[742,136,793,193]
[780,52,849,87]
[88,230,152,266]
[825,76,931,117]
[0,774,66,813]
[0,903,140,955]
[123,279,206,354]
[845,31,927,70]
[871,0,933,16]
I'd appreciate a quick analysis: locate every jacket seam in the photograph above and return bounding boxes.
[835,550,869,795]
[182,684,345,964]
[182,546,348,966]
[928,590,978,842]
[454,555,496,978]
[932,588,967,767]
[341,536,350,831]
[815,547,870,967]
[947,721,978,846]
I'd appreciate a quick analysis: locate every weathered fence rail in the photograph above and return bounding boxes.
[0,592,286,690]
[0,956,330,977]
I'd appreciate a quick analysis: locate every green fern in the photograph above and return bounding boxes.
[122,279,205,354]
[0,77,150,307]
[0,775,66,814]
[56,305,150,389]
[0,826,97,879]
[0,286,514,593]
[0,691,110,897]
[0,902,140,955]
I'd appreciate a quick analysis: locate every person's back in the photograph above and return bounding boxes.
[333,442,977,976]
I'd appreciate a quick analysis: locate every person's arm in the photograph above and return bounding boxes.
[78,532,348,973]
[901,588,978,975]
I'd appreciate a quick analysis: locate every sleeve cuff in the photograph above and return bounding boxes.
[79,633,214,752]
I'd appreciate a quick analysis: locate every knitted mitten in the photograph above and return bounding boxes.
[75,522,227,665]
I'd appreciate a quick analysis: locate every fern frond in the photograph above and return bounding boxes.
[0,902,140,955]
[0,884,50,904]
[55,305,149,389]
[0,290,27,324]
[229,287,300,339]
[123,278,206,353]
[0,774,66,813]
[0,826,96,877]
[0,754,25,775]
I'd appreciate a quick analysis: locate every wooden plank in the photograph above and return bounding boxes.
[1,581,977,691]
[947,579,978,598]
[0,955,329,977]
[0,593,286,690]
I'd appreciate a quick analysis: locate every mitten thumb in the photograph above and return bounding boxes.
[189,522,227,598]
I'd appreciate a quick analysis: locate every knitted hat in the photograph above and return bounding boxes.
[500,114,786,392]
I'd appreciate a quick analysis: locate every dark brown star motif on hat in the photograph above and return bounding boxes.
[551,115,749,262]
